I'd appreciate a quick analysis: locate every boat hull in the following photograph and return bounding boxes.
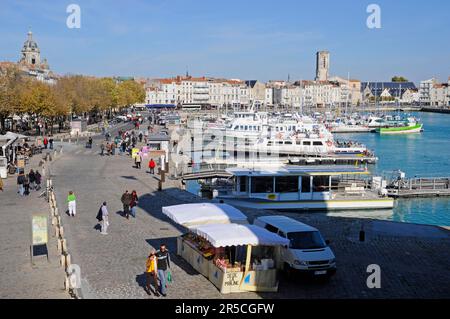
[378,124,423,134]
[216,197,395,211]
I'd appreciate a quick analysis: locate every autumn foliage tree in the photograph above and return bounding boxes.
[0,65,146,132]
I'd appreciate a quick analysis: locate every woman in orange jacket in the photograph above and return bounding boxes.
[145,249,159,296]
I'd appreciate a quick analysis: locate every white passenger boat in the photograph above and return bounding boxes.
[216,165,394,211]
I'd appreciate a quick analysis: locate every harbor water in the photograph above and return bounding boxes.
[334,111,450,227]
[187,111,450,227]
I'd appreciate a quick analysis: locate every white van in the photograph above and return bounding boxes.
[254,216,336,277]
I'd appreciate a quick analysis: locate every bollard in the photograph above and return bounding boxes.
[57,216,62,226]
[52,217,57,226]
[65,254,71,268]
[54,207,59,217]
[54,225,59,237]
[60,255,66,268]
[59,226,64,238]
[57,239,62,253]
[64,275,70,292]
[62,239,67,253]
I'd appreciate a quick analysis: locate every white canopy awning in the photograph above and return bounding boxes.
[0,132,28,141]
[193,224,290,248]
[162,203,248,228]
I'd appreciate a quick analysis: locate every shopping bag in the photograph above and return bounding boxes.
[167,271,173,283]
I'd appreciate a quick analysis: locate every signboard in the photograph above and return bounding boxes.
[32,215,48,245]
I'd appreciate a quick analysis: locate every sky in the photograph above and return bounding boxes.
[0,0,449,84]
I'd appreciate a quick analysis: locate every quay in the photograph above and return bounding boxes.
[387,177,450,198]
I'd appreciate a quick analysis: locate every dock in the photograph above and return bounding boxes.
[387,177,450,198]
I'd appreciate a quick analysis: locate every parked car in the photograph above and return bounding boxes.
[253,215,336,278]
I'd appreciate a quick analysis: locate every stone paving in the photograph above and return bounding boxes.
[46,133,450,299]
[0,151,69,299]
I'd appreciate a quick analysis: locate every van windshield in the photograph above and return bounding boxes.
[287,231,326,250]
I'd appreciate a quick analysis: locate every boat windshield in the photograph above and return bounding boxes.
[287,231,327,250]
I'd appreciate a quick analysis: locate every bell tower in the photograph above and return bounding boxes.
[20,30,41,67]
[315,51,330,81]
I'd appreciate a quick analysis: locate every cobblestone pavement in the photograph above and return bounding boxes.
[48,137,450,299]
[0,152,69,299]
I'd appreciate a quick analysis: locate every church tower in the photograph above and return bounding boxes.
[315,51,330,81]
[19,31,42,68]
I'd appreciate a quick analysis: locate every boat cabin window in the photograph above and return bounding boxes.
[239,176,247,193]
[313,176,330,192]
[267,141,273,146]
[303,141,311,146]
[251,177,274,193]
[276,141,283,145]
[296,141,301,145]
[284,141,293,145]
[301,176,311,193]
[313,141,323,146]
[275,176,299,193]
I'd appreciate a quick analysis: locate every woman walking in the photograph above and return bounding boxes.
[130,190,139,218]
[145,249,159,296]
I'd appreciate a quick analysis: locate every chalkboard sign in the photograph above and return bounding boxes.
[31,214,49,264]
[32,215,48,245]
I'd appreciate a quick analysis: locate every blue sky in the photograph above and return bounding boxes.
[1,0,449,84]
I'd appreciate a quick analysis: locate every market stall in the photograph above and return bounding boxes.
[162,203,249,278]
[162,203,289,294]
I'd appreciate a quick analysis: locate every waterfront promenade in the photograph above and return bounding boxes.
[40,135,450,299]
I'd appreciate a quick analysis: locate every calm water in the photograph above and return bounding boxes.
[335,112,450,226]
[187,112,450,226]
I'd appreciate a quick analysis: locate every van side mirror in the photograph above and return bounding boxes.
[325,240,331,245]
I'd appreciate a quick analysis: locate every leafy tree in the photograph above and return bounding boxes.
[0,65,25,131]
[392,76,409,82]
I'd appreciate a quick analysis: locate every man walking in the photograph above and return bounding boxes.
[43,137,48,149]
[29,169,36,191]
[156,244,171,297]
[121,190,132,219]
[149,158,156,174]
[17,172,25,196]
[135,153,142,169]
[100,202,109,235]
[67,191,77,217]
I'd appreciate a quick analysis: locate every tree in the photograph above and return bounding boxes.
[0,65,25,132]
[392,76,409,82]
[117,80,145,108]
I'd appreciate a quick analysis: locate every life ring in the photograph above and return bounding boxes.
[326,140,333,147]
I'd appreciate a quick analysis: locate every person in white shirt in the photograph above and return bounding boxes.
[101,202,109,235]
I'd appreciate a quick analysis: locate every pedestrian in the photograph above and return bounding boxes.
[121,190,132,219]
[29,169,36,191]
[156,244,171,297]
[106,143,111,156]
[17,172,25,196]
[23,174,30,196]
[135,153,142,169]
[67,191,77,217]
[145,249,160,296]
[43,137,48,149]
[139,132,143,143]
[100,143,105,156]
[49,137,54,150]
[149,158,156,174]
[35,170,42,191]
[0,177,4,192]
[88,137,93,148]
[130,190,139,218]
[100,202,109,235]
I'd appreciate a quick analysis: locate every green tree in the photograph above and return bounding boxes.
[392,76,409,82]
[0,65,25,131]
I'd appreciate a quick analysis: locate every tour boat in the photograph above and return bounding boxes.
[216,165,394,211]
[377,117,423,134]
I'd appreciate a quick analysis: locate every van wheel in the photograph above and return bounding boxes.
[283,263,293,279]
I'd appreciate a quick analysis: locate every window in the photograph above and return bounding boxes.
[239,176,247,193]
[276,176,299,193]
[303,141,311,146]
[287,231,326,249]
[251,177,274,193]
[301,176,311,193]
[313,176,330,192]
[284,141,293,145]
[313,141,323,146]
[264,224,278,234]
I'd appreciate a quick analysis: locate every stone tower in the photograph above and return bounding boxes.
[19,31,42,68]
[315,51,330,81]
